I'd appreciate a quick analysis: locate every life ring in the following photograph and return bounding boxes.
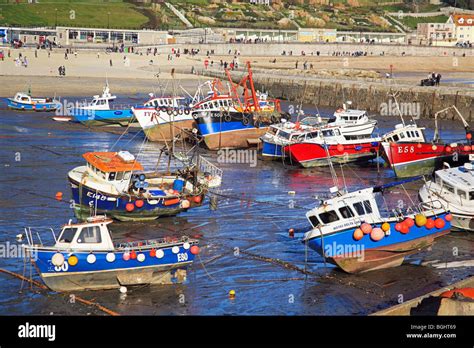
[242,115,250,126]
[166,108,172,115]
[184,109,190,115]
[178,109,183,115]
[224,114,232,122]
[173,110,179,116]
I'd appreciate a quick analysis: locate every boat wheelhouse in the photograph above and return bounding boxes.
[22,216,199,291]
[68,151,221,221]
[419,157,474,231]
[7,92,60,112]
[303,182,451,273]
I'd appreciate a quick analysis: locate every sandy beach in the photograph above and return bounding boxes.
[1,47,473,97]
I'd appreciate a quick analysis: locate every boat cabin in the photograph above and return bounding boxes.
[306,188,380,228]
[383,123,426,143]
[144,96,187,109]
[193,96,234,111]
[55,216,114,251]
[432,161,474,202]
[83,151,144,193]
[87,85,116,109]
[333,109,368,124]
[13,92,52,104]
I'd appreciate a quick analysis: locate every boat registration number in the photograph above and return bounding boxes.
[397,146,415,154]
[177,253,188,262]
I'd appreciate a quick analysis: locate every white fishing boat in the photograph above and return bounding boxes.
[419,155,474,231]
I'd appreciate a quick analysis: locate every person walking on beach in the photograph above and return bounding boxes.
[436,73,441,86]
[295,61,299,69]
[110,59,113,67]
[35,50,37,58]
[64,52,68,60]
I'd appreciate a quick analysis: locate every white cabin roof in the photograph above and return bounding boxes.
[435,164,474,192]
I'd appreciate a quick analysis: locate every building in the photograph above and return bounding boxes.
[298,28,337,42]
[417,22,455,45]
[448,14,474,44]
[249,0,271,5]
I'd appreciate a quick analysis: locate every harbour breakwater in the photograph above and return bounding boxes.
[199,69,474,121]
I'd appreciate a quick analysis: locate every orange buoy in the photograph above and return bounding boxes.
[353,228,364,241]
[445,146,452,153]
[440,288,474,299]
[404,217,415,228]
[417,143,422,149]
[135,200,144,208]
[149,249,156,257]
[193,196,202,204]
[425,218,435,229]
[445,213,453,222]
[289,228,295,237]
[130,250,137,259]
[463,145,470,152]
[55,192,63,200]
[395,223,403,232]
[370,228,384,241]
[360,223,372,234]
[381,222,390,232]
[467,133,472,140]
[164,198,180,206]
[125,203,135,212]
[434,218,445,229]
[68,255,78,266]
[190,245,200,255]
[415,214,427,227]
[432,145,438,151]
[336,144,344,152]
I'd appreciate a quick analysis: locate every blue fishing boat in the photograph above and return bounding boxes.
[68,85,136,126]
[68,150,222,222]
[7,92,60,111]
[302,178,452,273]
[22,216,200,291]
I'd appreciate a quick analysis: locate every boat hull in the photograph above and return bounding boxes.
[69,108,135,126]
[133,107,195,142]
[7,99,59,112]
[261,139,284,159]
[284,141,379,168]
[30,246,195,291]
[69,178,204,222]
[194,111,275,150]
[382,142,474,178]
[305,212,451,273]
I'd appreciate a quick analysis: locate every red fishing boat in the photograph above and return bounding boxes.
[283,127,380,167]
[381,105,473,178]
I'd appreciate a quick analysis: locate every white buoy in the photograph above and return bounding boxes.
[86,254,96,264]
[52,253,65,267]
[137,253,145,262]
[119,286,127,294]
[156,249,165,259]
[172,246,180,254]
[183,242,190,250]
[106,253,116,262]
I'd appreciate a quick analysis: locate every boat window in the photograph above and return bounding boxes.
[470,192,474,200]
[124,172,131,180]
[322,130,334,137]
[308,215,320,227]
[458,189,467,200]
[399,132,405,139]
[393,134,399,142]
[363,200,373,214]
[443,184,455,193]
[58,227,77,243]
[339,206,354,219]
[318,211,339,224]
[77,226,102,244]
[279,131,291,140]
[353,202,365,215]
[108,172,116,181]
[415,131,420,137]
[116,171,124,181]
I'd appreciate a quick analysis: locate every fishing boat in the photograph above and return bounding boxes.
[68,150,222,222]
[22,216,199,291]
[381,105,474,178]
[303,179,452,273]
[261,106,377,159]
[419,156,474,231]
[283,128,380,167]
[132,93,195,142]
[192,62,283,150]
[68,84,135,126]
[7,92,60,112]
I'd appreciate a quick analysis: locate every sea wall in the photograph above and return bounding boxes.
[199,69,474,121]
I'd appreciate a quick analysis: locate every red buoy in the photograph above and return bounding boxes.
[395,223,403,232]
[467,133,472,140]
[336,144,344,152]
[464,145,471,152]
[125,203,135,212]
[135,200,144,208]
[434,218,445,229]
[55,192,63,200]
[149,249,156,257]
[404,217,415,228]
[190,245,200,255]
[193,196,202,204]
[130,250,137,259]
[400,223,410,234]
[425,218,435,229]
[445,146,452,153]
[445,213,453,222]
[288,228,295,237]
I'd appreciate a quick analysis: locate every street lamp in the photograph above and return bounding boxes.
[55,8,58,27]
[107,12,111,29]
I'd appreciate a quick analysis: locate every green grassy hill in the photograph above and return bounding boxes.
[0,0,462,31]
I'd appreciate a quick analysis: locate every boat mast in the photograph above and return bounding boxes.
[390,93,407,127]
[433,105,470,142]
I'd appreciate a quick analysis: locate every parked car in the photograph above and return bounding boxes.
[420,78,436,86]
